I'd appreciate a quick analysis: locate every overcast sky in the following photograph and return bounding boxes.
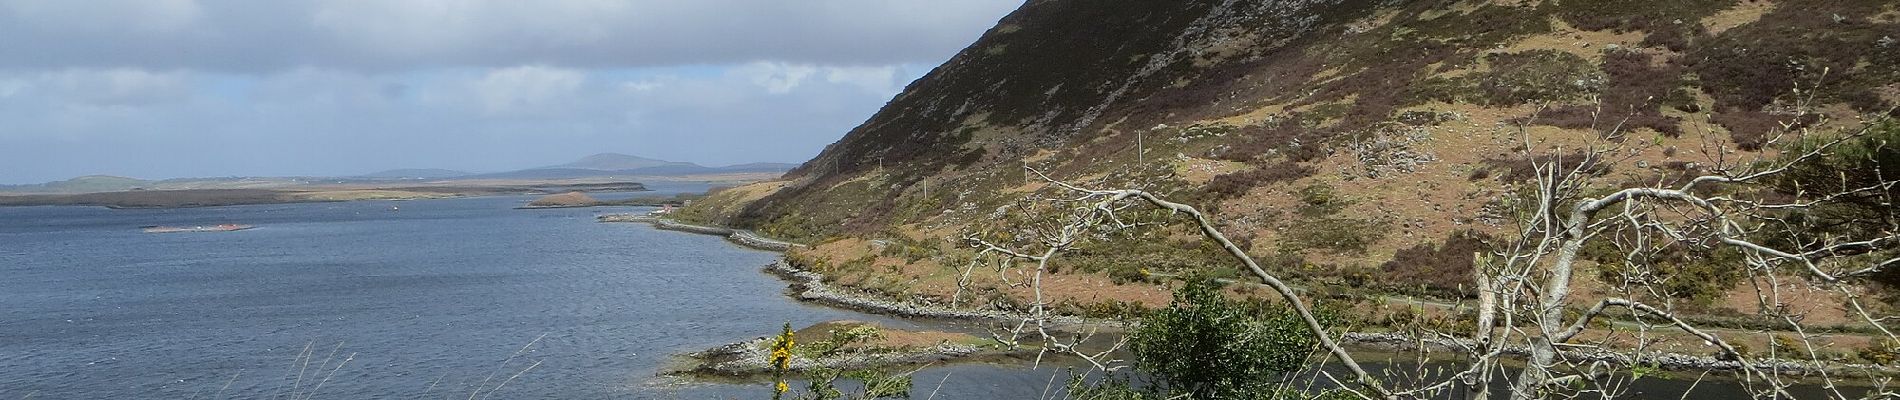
[0,0,1021,184]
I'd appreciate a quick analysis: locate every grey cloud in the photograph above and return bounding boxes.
[0,0,1021,72]
[0,64,930,183]
[0,1,1020,183]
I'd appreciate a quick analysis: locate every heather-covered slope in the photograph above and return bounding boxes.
[694,0,1900,324]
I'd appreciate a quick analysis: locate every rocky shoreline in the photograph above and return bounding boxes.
[1342,332,1898,377]
[615,216,1897,379]
[681,333,990,377]
[599,214,801,252]
[763,260,1029,323]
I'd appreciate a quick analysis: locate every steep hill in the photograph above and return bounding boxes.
[690,0,1899,318]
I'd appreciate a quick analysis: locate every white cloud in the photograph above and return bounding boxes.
[471,65,586,114]
[621,77,672,93]
[824,66,901,95]
[736,62,819,94]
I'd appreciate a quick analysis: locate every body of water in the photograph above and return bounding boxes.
[0,186,1065,399]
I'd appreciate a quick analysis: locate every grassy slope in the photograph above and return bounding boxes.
[686,0,1900,359]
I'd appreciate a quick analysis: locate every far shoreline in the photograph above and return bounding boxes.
[0,182,652,209]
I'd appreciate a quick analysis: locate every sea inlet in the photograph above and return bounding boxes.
[0,186,1058,399]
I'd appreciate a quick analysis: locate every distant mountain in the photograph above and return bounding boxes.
[0,175,150,194]
[544,153,696,171]
[718,162,802,172]
[462,163,795,180]
[459,153,795,179]
[2,154,792,192]
[358,168,471,179]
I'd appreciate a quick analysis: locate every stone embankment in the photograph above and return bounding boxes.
[1342,332,1897,376]
[764,260,1021,322]
[597,214,800,252]
[596,214,656,223]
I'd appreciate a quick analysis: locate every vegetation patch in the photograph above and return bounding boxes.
[1520,49,1690,138]
[1470,50,1601,106]
[1479,150,1611,183]
[1551,0,1734,51]
[1377,230,1491,299]
[1687,1,1900,145]
[1277,183,1384,256]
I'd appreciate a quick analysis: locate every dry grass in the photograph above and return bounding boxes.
[670,180,786,225]
[1702,0,1777,35]
[1494,18,1648,63]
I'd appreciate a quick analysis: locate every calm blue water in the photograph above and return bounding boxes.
[0,186,1064,399]
[4,187,1838,399]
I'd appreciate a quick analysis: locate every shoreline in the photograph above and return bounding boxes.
[605,214,1899,379]
[0,183,653,209]
[598,215,1070,323]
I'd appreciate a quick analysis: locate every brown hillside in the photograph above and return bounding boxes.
[696,0,1900,321]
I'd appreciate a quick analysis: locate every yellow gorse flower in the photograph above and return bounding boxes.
[769,322,796,400]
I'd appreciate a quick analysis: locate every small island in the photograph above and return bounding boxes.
[517,191,602,209]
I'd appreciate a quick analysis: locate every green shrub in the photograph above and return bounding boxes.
[1130,278,1336,399]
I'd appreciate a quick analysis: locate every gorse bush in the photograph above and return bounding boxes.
[1129,278,1340,399]
[765,322,911,400]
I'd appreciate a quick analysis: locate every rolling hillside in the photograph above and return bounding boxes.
[683,0,1900,320]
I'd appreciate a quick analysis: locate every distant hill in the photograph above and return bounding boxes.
[358,168,471,179]
[0,175,150,194]
[544,153,696,171]
[463,153,796,179]
[4,154,794,192]
[463,163,796,180]
[718,162,802,172]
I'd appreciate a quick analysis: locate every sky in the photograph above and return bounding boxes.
[0,0,1022,184]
